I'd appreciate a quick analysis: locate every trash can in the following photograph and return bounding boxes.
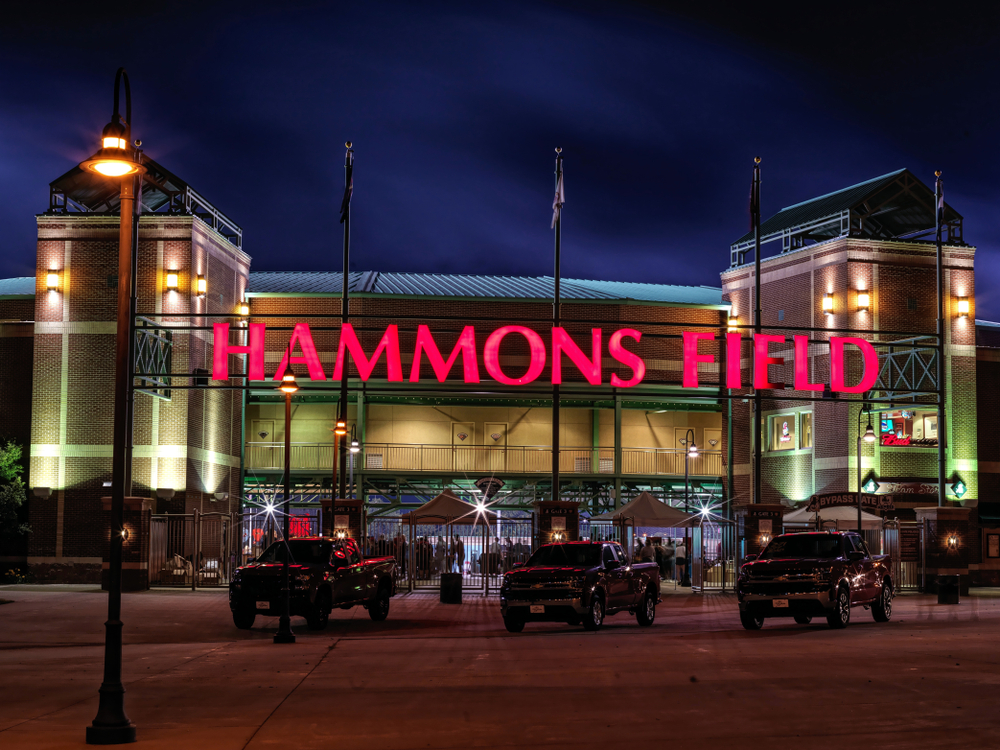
[937,574,960,605]
[440,572,462,604]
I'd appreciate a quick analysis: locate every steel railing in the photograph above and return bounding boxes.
[244,441,724,477]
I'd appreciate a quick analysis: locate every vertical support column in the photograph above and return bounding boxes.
[591,407,599,475]
[614,394,622,510]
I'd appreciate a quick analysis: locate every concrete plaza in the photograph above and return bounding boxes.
[1,585,998,749]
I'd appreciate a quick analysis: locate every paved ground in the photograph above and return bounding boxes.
[1,584,999,749]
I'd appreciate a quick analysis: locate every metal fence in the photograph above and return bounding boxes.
[245,442,723,477]
[239,505,321,565]
[150,511,237,588]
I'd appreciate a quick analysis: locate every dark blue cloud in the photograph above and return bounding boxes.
[1,1,998,316]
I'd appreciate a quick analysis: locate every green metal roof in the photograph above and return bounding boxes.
[247,271,722,306]
[0,277,35,297]
[730,169,964,265]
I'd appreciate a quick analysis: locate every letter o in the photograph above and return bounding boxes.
[484,326,547,385]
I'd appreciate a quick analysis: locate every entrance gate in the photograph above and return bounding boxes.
[149,511,237,589]
[691,521,737,593]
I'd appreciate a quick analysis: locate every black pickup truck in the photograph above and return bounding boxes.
[499,541,661,632]
[737,531,894,630]
[229,537,397,631]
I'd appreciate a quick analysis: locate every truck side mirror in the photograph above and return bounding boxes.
[604,559,621,570]
[511,562,523,569]
[743,553,757,562]
[847,551,865,561]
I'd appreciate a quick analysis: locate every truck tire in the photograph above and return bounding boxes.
[368,585,391,621]
[306,590,331,631]
[582,593,605,631]
[739,610,764,630]
[872,582,893,623]
[503,614,525,633]
[233,609,255,630]
[826,586,851,629]
[636,589,656,627]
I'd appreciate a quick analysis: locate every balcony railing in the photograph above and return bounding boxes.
[244,442,724,477]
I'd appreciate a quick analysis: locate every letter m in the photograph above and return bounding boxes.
[333,323,403,381]
[409,325,480,383]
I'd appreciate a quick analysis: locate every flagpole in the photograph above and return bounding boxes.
[935,171,946,509]
[339,142,354,504]
[752,157,762,507]
[552,148,563,506]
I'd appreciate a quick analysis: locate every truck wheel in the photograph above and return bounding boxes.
[368,586,390,621]
[636,589,656,627]
[872,582,893,623]
[233,609,255,630]
[793,615,812,625]
[739,611,764,630]
[503,614,525,633]
[826,586,851,629]
[306,591,331,631]
[582,593,604,631]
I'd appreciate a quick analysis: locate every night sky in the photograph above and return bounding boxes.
[3,1,999,316]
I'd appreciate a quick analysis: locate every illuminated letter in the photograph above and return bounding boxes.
[682,331,715,388]
[410,325,480,383]
[272,323,327,381]
[212,322,265,381]
[483,326,546,385]
[726,332,742,389]
[333,323,403,382]
[793,335,823,391]
[609,329,645,388]
[830,336,878,393]
[753,334,785,390]
[552,328,602,385]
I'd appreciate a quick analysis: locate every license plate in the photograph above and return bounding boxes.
[256,600,270,610]
[773,599,789,608]
[529,604,545,614]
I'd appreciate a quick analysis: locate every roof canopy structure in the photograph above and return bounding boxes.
[730,169,963,267]
[46,155,242,250]
[590,491,699,527]
[400,488,497,525]
[247,271,723,306]
[783,505,883,530]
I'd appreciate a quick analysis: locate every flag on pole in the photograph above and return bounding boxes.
[936,172,944,223]
[749,158,760,232]
[340,147,354,224]
[551,162,564,229]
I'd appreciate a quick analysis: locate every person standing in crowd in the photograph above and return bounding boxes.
[446,535,457,573]
[675,538,687,584]
[664,539,676,580]
[434,536,445,574]
[454,533,465,576]
[639,538,656,563]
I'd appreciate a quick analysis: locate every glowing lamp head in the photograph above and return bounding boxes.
[196,275,207,295]
[857,291,870,311]
[688,443,698,458]
[822,293,834,314]
[80,121,145,177]
[335,419,347,437]
[46,272,60,291]
[863,421,876,443]
[727,314,738,331]
[279,371,298,394]
[238,303,250,316]
[947,534,958,549]
[957,297,970,317]
[350,439,360,454]
[165,272,179,290]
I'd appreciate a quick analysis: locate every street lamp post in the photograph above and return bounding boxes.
[349,425,360,499]
[82,68,146,746]
[682,429,697,587]
[857,405,876,536]
[275,370,298,644]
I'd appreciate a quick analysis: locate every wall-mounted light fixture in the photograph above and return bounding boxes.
[957,297,970,317]
[238,303,250,316]
[196,275,207,295]
[947,534,959,550]
[120,528,130,542]
[727,314,739,331]
[857,291,870,311]
[165,272,179,291]
[822,293,834,314]
[46,272,60,291]
[760,532,772,545]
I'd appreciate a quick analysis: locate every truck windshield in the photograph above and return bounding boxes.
[526,544,601,567]
[759,535,842,560]
[257,541,332,564]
